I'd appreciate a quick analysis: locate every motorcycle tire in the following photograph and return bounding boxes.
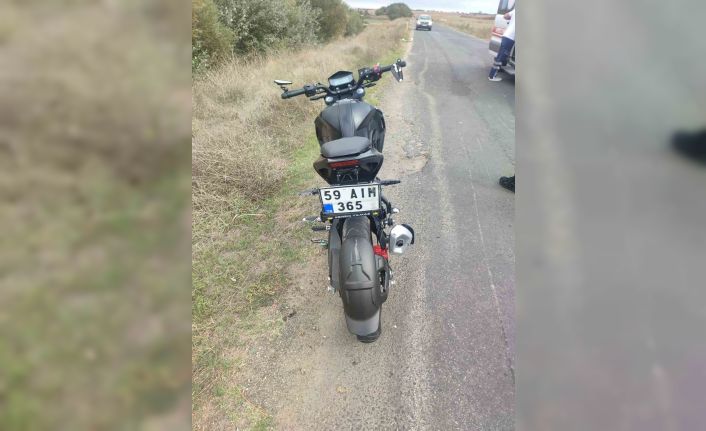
[356,307,382,343]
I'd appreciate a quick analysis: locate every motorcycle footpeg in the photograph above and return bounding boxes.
[378,179,401,186]
[310,238,328,246]
[302,216,321,223]
[311,225,330,232]
[298,188,319,196]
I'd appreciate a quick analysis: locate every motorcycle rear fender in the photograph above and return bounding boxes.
[338,216,384,336]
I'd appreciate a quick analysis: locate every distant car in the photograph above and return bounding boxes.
[489,0,515,75]
[415,15,432,31]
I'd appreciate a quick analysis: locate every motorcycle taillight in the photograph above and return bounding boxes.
[329,160,359,168]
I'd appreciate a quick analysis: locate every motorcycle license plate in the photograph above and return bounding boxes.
[319,184,381,217]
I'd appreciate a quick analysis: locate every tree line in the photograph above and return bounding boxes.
[192,0,365,72]
[375,2,413,20]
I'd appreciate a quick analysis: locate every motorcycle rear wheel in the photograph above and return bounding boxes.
[356,307,382,343]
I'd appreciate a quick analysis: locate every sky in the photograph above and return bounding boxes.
[343,0,499,14]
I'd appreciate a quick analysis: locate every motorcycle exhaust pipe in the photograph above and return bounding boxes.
[389,224,415,255]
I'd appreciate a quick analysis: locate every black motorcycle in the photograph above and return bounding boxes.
[276,59,415,342]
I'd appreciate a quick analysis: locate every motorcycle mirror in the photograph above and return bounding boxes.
[391,64,403,82]
[274,79,292,91]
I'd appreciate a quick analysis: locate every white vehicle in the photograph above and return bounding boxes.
[415,14,432,31]
[489,0,515,75]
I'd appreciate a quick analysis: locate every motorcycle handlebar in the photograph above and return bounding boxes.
[380,60,407,72]
[378,60,406,74]
[281,59,406,100]
[281,87,307,99]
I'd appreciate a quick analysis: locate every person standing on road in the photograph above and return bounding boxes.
[493,3,516,191]
[488,5,515,82]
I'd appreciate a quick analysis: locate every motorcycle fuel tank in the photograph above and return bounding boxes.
[315,99,386,152]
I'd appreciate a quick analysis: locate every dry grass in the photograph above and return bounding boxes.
[192,20,407,206]
[0,2,191,429]
[192,20,408,430]
[431,12,494,40]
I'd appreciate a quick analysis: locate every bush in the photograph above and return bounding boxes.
[285,0,321,45]
[192,0,367,70]
[310,0,349,41]
[385,2,413,20]
[213,0,319,55]
[192,0,234,72]
[345,9,365,37]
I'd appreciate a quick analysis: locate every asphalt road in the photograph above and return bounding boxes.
[247,24,515,430]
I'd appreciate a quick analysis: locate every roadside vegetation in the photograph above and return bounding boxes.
[432,12,494,39]
[375,2,414,20]
[192,18,408,430]
[0,1,190,429]
[192,0,367,72]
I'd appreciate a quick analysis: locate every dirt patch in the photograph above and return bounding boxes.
[377,40,429,180]
[238,250,331,426]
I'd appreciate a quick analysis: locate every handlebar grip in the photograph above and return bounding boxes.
[298,188,319,196]
[282,87,306,99]
[379,60,405,74]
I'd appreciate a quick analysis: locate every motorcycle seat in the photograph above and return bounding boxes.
[321,136,371,158]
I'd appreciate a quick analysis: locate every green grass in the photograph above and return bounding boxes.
[192,135,319,315]
[1,169,192,430]
[0,2,192,429]
[191,135,321,429]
